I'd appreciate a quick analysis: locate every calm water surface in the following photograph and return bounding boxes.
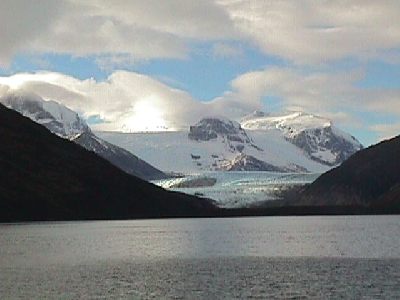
[1,216,399,299]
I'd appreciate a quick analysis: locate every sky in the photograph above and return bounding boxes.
[0,0,399,146]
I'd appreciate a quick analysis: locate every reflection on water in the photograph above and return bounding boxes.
[0,216,399,298]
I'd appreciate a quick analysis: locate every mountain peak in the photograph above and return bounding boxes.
[241,110,268,122]
[242,111,332,133]
[0,103,214,221]
[188,117,245,141]
[241,111,362,166]
[0,91,167,180]
[0,91,90,139]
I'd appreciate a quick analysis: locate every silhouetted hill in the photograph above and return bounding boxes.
[0,104,216,222]
[296,135,400,208]
[0,92,168,181]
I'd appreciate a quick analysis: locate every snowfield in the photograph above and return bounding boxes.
[97,111,362,174]
[97,129,330,174]
[242,111,363,166]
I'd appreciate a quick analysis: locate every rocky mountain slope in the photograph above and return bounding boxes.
[0,91,166,180]
[296,135,400,208]
[0,104,215,222]
[241,111,363,166]
[98,113,361,174]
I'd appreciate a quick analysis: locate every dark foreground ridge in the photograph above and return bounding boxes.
[0,92,168,181]
[0,104,216,222]
[1,103,399,223]
[296,135,400,209]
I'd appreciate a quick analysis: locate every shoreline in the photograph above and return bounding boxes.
[1,205,399,223]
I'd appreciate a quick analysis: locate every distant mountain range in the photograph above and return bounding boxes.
[0,104,215,222]
[296,134,400,208]
[0,98,397,221]
[0,92,167,180]
[98,112,362,174]
[1,90,362,175]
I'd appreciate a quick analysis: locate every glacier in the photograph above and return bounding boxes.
[153,171,321,208]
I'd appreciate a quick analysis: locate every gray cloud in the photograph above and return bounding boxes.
[0,1,399,142]
[1,1,400,66]
[0,66,397,148]
[217,66,400,129]
[220,0,400,64]
[370,123,400,141]
[0,0,64,66]
[1,67,398,136]
[0,0,236,67]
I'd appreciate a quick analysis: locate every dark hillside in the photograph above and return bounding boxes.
[0,104,215,222]
[296,135,400,208]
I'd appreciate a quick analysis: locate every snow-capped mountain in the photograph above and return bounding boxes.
[0,91,89,139]
[97,116,339,174]
[186,117,305,172]
[0,91,167,180]
[219,153,307,172]
[241,111,363,166]
[97,113,362,174]
[188,117,260,152]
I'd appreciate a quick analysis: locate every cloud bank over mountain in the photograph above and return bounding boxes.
[0,67,398,139]
[0,1,399,143]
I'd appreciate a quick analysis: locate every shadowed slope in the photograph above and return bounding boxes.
[0,104,216,222]
[297,135,400,208]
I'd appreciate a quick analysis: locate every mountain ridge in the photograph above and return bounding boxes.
[0,103,215,222]
[296,135,400,207]
[241,111,363,166]
[98,112,362,174]
[0,91,167,180]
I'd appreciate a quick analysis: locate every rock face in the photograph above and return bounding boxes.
[0,104,216,222]
[168,177,217,188]
[187,113,363,172]
[288,126,361,166]
[186,115,357,172]
[97,113,362,174]
[0,91,167,180]
[188,117,279,171]
[189,117,253,149]
[241,111,363,166]
[219,154,307,172]
[296,135,400,208]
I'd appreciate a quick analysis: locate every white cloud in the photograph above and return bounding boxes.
[0,0,64,66]
[226,67,362,112]
[1,1,400,66]
[0,67,398,138]
[362,90,400,115]
[0,71,212,131]
[220,0,400,64]
[217,66,400,129]
[0,0,236,67]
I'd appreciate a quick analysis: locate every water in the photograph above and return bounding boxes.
[154,171,321,207]
[1,216,400,299]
